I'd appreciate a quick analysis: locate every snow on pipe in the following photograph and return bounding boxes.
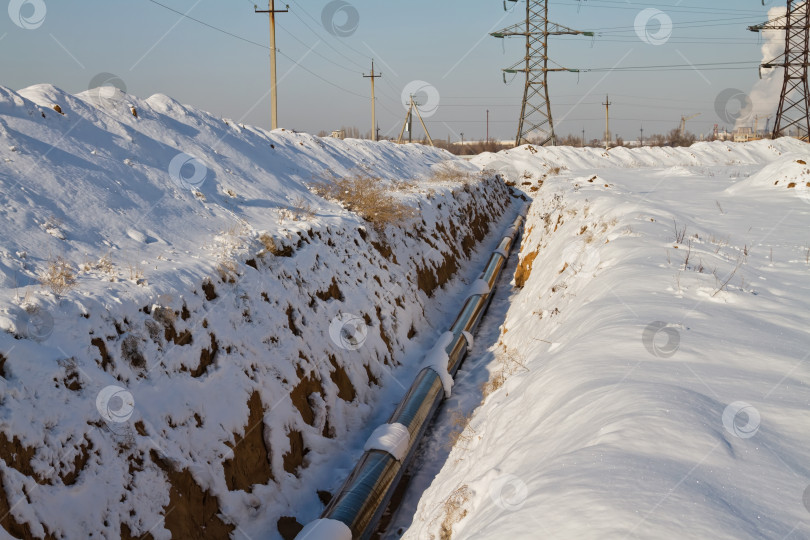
[296,211,525,540]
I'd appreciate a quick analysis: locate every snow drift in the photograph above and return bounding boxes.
[400,139,810,539]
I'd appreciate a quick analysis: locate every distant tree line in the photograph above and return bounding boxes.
[314,125,705,151]
[557,129,699,148]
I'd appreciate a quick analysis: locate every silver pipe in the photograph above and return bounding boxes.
[297,211,526,540]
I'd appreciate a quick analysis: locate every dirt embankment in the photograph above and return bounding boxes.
[0,175,513,539]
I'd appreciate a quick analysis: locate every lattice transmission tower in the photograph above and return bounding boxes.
[749,0,810,141]
[492,0,592,147]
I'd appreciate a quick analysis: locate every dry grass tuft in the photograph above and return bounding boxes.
[82,253,116,280]
[278,195,316,222]
[40,255,77,295]
[446,410,476,456]
[310,172,417,228]
[481,344,529,399]
[430,165,472,183]
[438,485,472,540]
[127,262,145,282]
[259,233,277,253]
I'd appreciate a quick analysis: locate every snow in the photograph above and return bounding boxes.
[295,518,352,540]
[461,331,474,350]
[3,79,808,540]
[0,84,519,539]
[363,423,411,461]
[396,138,810,539]
[468,278,491,296]
[424,331,456,398]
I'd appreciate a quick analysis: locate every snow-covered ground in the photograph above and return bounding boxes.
[2,82,809,540]
[396,139,810,539]
[0,85,520,539]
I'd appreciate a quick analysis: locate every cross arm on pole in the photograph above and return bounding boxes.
[254,3,288,13]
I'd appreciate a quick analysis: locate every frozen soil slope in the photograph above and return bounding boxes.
[0,85,519,539]
[403,139,810,539]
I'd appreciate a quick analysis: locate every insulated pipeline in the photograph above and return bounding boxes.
[296,209,526,540]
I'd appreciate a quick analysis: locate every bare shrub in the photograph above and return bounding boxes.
[310,173,417,228]
[40,256,77,295]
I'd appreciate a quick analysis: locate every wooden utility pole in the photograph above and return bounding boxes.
[255,1,288,129]
[640,125,644,147]
[363,60,382,141]
[486,109,490,141]
[603,94,612,150]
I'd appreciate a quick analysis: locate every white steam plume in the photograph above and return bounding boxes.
[735,6,787,131]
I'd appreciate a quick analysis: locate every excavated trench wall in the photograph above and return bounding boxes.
[0,175,511,539]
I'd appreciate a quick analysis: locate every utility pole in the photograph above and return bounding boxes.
[486,109,490,141]
[363,60,382,141]
[603,94,612,150]
[408,97,413,143]
[461,132,464,147]
[640,125,644,147]
[255,1,288,129]
[581,127,585,147]
[491,0,593,147]
[749,1,810,141]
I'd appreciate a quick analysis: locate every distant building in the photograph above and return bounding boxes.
[330,129,345,139]
[733,127,753,143]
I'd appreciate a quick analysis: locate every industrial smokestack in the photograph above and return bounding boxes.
[735,6,788,131]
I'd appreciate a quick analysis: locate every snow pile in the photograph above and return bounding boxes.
[363,423,411,461]
[473,138,808,187]
[461,331,474,350]
[402,140,810,539]
[0,84,518,539]
[726,153,810,204]
[424,331,456,398]
[468,278,491,296]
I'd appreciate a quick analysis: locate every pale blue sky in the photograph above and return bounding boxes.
[1,1,777,141]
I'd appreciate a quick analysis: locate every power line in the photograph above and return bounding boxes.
[557,0,766,16]
[146,0,268,49]
[146,0,371,102]
[286,4,368,71]
[287,0,372,61]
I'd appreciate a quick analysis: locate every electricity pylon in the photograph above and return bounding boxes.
[749,1,810,141]
[492,0,593,147]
